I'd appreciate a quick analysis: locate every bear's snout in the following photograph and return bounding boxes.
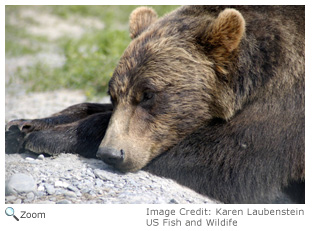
[96,147,125,166]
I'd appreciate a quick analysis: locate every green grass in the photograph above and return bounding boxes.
[5,5,179,98]
[18,29,131,98]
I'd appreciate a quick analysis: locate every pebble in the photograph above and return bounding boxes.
[26,157,35,161]
[5,173,37,196]
[25,157,37,164]
[95,179,104,187]
[75,191,82,197]
[37,191,45,197]
[38,154,45,160]
[26,192,35,202]
[169,198,179,204]
[5,135,217,204]
[55,180,69,188]
[81,188,90,194]
[56,199,72,204]
[86,169,95,178]
[38,184,45,191]
[37,201,56,204]
[94,169,110,181]
[5,195,16,202]
[27,192,35,199]
[64,191,77,198]
[67,185,79,193]
[45,184,56,195]
[14,199,22,204]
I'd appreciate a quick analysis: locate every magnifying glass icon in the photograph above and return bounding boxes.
[5,207,19,221]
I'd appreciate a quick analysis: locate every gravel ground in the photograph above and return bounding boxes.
[5,90,217,204]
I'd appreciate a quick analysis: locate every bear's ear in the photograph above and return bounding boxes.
[129,7,158,39]
[205,8,246,52]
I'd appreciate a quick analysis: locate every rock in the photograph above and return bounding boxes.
[86,169,95,178]
[64,191,77,198]
[37,184,45,191]
[67,185,79,193]
[5,173,36,196]
[56,199,72,204]
[37,154,45,160]
[169,198,179,204]
[75,191,82,197]
[5,195,17,203]
[81,188,90,194]
[37,201,56,204]
[55,180,69,188]
[26,157,35,161]
[5,153,216,204]
[26,192,35,202]
[14,199,22,204]
[25,157,37,164]
[94,169,110,181]
[37,191,45,198]
[45,183,56,195]
[95,179,104,187]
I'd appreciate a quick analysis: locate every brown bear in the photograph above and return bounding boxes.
[6,6,305,204]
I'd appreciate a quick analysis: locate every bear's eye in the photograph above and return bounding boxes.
[142,92,154,102]
[139,92,155,109]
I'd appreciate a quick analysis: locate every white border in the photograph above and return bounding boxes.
[2,1,311,230]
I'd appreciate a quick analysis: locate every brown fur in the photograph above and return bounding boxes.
[102,6,304,203]
[129,7,158,39]
[105,6,304,172]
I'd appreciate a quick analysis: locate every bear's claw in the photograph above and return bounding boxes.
[6,119,36,133]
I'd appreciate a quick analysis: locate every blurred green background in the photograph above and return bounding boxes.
[5,6,179,98]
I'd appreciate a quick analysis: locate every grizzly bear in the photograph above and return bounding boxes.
[6,6,305,204]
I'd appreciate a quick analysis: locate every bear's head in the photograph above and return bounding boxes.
[97,6,245,172]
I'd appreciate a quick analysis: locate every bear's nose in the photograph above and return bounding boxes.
[96,147,125,166]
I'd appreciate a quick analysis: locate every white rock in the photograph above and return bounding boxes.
[5,173,36,195]
[37,154,45,160]
[55,181,69,188]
